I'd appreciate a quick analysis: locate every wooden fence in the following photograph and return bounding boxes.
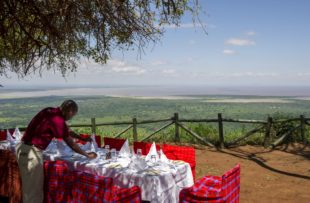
[4,113,310,148]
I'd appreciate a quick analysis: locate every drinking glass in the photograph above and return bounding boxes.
[105,145,110,159]
[137,149,142,158]
[151,155,157,163]
[111,148,117,161]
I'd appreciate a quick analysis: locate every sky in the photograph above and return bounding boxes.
[1,0,310,87]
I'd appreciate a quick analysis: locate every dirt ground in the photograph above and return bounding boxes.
[194,143,310,203]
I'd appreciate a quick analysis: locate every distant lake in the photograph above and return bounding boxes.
[0,85,310,99]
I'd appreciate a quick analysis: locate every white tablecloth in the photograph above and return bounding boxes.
[44,149,194,203]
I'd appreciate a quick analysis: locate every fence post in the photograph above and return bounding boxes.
[174,113,180,142]
[218,113,224,148]
[132,118,138,141]
[300,115,306,144]
[91,118,96,135]
[263,116,272,148]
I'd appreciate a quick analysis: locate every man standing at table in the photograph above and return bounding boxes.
[16,100,97,203]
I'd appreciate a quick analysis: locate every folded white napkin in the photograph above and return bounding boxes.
[6,130,15,143]
[119,139,131,157]
[129,156,147,171]
[56,140,73,156]
[159,149,169,163]
[79,141,91,151]
[45,140,58,154]
[90,134,99,152]
[13,127,22,141]
[145,142,159,162]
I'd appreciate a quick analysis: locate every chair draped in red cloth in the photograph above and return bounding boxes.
[103,137,126,151]
[0,150,22,203]
[73,134,102,147]
[133,141,161,155]
[44,160,73,203]
[71,171,142,203]
[179,164,241,203]
[0,130,6,141]
[162,144,196,181]
[0,129,15,141]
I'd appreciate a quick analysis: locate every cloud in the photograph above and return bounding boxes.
[225,38,256,46]
[79,59,146,75]
[222,49,236,55]
[150,60,168,66]
[162,69,176,75]
[189,39,196,45]
[163,22,207,29]
[297,72,310,77]
[246,31,256,36]
[189,71,279,79]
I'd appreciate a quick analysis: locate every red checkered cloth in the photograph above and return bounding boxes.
[0,150,22,203]
[162,144,196,181]
[103,137,126,151]
[71,171,114,203]
[44,160,73,203]
[71,171,142,203]
[111,185,142,203]
[179,164,240,203]
[133,141,161,155]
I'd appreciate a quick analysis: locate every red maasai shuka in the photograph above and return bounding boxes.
[103,137,126,151]
[71,171,142,203]
[179,164,241,203]
[44,160,74,203]
[162,144,196,181]
[133,141,161,155]
[71,171,114,203]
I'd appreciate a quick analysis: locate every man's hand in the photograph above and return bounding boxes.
[87,152,97,159]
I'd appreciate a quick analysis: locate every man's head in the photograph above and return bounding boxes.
[60,100,78,121]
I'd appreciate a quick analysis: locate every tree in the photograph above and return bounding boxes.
[0,0,202,78]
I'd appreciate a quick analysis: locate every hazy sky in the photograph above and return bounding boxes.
[2,0,310,87]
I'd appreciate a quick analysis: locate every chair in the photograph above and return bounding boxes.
[71,171,142,203]
[133,141,161,155]
[44,160,73,203]
[162,144,196,181]
[0,150,22,203]
[0,130,6,141]
[0,129,15,141]
[179,164,241,203]
[74,134,102,147]
[103,137,126,151]
[75,133,90,145]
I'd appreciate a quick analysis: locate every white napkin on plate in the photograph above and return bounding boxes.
[6,130,15,143]
[145,142,159,162]
[159,149,169,163]
[119,139,131,157]
[13,127,22,141]
[56,140,73,156]
[129,156,147,171]
[45,139,58,154]
[90,134,99,152]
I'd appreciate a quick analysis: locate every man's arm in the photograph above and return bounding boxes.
[63,136,97,159]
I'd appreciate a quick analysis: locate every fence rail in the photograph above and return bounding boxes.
[2,113,309,148]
